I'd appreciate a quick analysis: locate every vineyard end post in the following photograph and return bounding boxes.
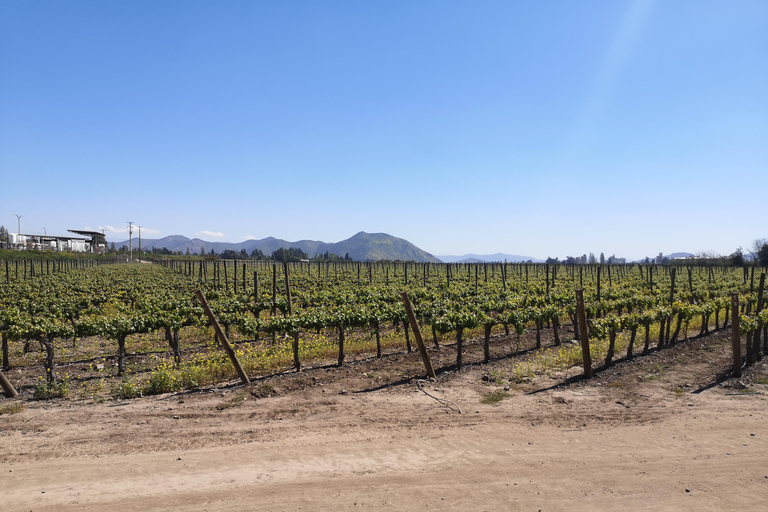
[400,292,437,379]
[0,370,19,398]
[194,289,251,385]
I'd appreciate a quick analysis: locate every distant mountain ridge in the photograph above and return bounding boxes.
[438,253,543,263]
[113,231,441,263]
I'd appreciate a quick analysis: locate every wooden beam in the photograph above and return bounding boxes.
[400,292,436,379]
[0,370,18,398]
[194,290,250,385]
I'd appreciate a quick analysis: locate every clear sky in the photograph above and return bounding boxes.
[1,0,766,260]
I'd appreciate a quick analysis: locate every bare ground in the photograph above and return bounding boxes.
[2,328,768,511]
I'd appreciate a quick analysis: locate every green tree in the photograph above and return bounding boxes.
[758,244,768,267]
[730,247,745,266]
[750,238,768,261]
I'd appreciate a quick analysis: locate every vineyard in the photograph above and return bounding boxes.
[1,258,767,400]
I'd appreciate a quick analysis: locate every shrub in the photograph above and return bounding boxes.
[111,377,142,399]
[34,376,70,400]
[144,365,182,395]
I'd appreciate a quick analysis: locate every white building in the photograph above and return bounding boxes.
[7,229,106,253]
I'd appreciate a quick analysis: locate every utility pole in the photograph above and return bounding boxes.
[127,221,134,262]
[137,226,142,260]
[14,214,22,235]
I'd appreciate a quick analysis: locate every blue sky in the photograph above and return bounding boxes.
[1,0,766,260]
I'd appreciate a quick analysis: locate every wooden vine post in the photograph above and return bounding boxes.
[731,292,741,378]
[575,288,593,378]
[754,273,765,361]
[0,370,18,398]
[283,261,301,372]
[400,291,437,379]
[2,332,9,371]
[194,289,250,385]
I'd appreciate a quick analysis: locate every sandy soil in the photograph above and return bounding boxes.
[2,329,768,511]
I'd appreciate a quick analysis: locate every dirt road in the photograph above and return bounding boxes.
[2,332,767,511]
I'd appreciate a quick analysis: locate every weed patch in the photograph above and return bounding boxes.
[481,389,509,404]
[0,402,25,415]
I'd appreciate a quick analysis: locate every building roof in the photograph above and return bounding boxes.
[68,229,106,243]
[18,233,87,241]
[68,229,103,237]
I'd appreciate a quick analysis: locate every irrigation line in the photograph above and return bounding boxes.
[14,412,45,431]
[416,379,462,414]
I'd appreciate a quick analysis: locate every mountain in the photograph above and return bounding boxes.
[113,232,441,263]
[323,232,440,262]
[438,253,542,263]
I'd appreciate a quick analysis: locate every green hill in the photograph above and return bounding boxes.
[115,231,441,262]
[322,232,441,262]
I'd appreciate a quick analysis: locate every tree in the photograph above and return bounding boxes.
[750,238,768,261]
[730,247,745,266]
[0,225,8,242]
[185,247,191,256]
[110,242,116,251]
[220,249,239,259]
[271,247,307,262]
[588,252,596,264]
[758,243,768,267]
[599,252,605,265]
[199,246,206,255]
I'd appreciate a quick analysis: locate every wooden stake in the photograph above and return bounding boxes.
[755,273,765,361]
[0,370,19,398]
[2,332,9,371]
[283,261,301,372]
[731,292,741,378]
[194,290,250,385]
[400,291,436,379]
[575,288,593,378]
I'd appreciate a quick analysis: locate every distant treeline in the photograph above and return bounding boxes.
[139,245,352,262]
